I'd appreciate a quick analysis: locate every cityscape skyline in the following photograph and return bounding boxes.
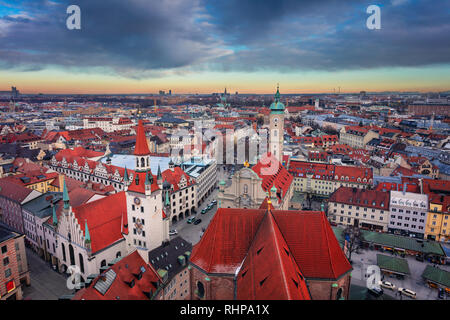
[1,0,449,94]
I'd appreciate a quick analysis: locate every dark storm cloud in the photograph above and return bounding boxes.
[206,0,450,71]
[0,0,229,77]
[0,0,449,76]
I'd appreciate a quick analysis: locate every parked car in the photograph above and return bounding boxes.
[438,288,445,300]
[169,229,178,236]
[194,219,202,225]
[379,281,396,291]
[368,287,384,297]
[187,217,196,224]
[212,200,217,205]
[398,288,417,299]
[415,255,424,262]
[201,209,207,214]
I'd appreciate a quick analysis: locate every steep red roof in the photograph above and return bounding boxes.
[57,146,103,159]
[127,171,160,195]
[191,208,352,281]
[72,192,128,253]
[72,251,160,300]
[251,152,293,200]
[190,209,265,274]
[271,211,352,280]
[0,178,35,203]
[134,120,150,156]
[236,212,311,300]
[161,167,194,191]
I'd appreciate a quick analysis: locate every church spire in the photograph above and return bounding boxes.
[84,219,91,243]
[52,203,58,226]
[63,178,70,210]
[134,120,150,156]
[124,166,129,183]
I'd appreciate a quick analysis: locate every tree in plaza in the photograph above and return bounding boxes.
[343,224,365,263]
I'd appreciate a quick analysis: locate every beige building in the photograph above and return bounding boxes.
[328,187,390,231]
[219,155,293,210]
[339,126,379,149]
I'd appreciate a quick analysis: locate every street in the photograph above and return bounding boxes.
[22,248,72,300]
[171,188,221,245]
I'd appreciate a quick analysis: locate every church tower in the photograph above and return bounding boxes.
[269,84,285,160]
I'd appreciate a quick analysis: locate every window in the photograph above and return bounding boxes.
[1,245,7,254]
[3,257,9,266]
[196,281,205,298]
[5,268,12,278]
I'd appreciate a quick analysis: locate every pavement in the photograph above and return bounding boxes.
[171,188,220,246]
[22,248,73,300]
[349,247,450,300]
[172,165,232,245]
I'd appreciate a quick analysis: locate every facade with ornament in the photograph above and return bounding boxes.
[41,120,171,281]
[218,86,293,210]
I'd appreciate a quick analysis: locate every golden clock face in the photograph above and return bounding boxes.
[134,197,141,205]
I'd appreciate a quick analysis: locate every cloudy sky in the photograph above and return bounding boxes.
[0,0,449,94]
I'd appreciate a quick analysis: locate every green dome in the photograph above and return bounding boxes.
[219,180,226,186]
[271,185,277,193]
[270,84,285,113]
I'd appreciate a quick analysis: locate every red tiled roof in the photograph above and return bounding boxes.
[72,251,160,300]
[71,192,128,254]
[236,212,311,300]
[334,165,373,184]
[251,152,293,200]
[161,167,193,192]
[127,171,159,195]
[57,146,103,159]
[329,187,389,210]
[191,208,352,281]
[134,120,150,156]
[0,179,35,203]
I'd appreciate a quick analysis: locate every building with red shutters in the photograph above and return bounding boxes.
[0,223,29,300]
[218,152,294,210]
[189,207,352,300]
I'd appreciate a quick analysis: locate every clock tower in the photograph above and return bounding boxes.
[125,120,169,260]
[269,84,285,161]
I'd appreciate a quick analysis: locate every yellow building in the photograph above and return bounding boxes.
[4,172,59,193]
[425,194,450,242]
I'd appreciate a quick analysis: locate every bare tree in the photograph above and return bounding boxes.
[343,225,365,263]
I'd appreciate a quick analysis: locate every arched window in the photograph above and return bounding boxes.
[79,253,85,273]
[116,251,121,258]
[62,243,66,262]
[243,184,248,194]
[136,158,139,168]
[336,288,343,300]
[141,158,145,168]
[69,244,75,266]
[196,281,205,298]
[146,157,149,167]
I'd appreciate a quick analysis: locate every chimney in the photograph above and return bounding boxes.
[419,178,423,194]
[403,182,407,195]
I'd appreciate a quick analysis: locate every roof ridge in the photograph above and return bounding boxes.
[266,213,294,300]
[322,211,338,279]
